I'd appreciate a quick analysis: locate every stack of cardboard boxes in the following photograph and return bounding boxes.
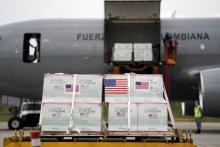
[40,73,168,133]
[112,43,133,61]
[40,74,103,132]
[106,74,167,132]
[134,43,153,62]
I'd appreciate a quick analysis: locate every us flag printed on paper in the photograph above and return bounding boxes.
[65,84,73,93]
[135,81,149,89]
[148,114,157,119]
[65,84,79,93]
[105,79,128,94]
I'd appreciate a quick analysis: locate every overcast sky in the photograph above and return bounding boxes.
[161,0,220,18]
[0,0,219,25]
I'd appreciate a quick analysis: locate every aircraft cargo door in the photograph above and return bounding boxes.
[105,0,161,65]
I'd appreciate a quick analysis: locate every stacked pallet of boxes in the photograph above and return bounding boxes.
[134,43,153,62]
[40,74,103,133]
[105,74,135,131]
[105,74,167,132]
[112,43,133,62]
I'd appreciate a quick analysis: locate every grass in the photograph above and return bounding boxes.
[0,104,11,122]
[170,101,220,122]
[0,114,11,122]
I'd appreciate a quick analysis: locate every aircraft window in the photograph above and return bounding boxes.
[23,33,41,63]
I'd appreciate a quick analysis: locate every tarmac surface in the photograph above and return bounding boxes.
[1,122,220,147]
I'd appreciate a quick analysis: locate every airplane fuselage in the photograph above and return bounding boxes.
[1,18,220,115]
[0,19,105,99]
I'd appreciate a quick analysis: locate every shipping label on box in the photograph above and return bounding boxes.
[42,74,74,102]
[104,75,129,103]
[137,103,168,131]
[75,75,103,103]
[130,74,164,103]
[108,103,137,131]
[71,103,102,132]
[40,102,71,132]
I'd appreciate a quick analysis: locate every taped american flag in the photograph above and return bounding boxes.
[104,79,128,94]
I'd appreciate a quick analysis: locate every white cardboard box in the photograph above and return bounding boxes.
[112,43,133,62]
[105,74,164,103]
[114,43,133,51]
[42,74,74,103]
[134,50,153,61]
[130,74,164,103]
[40,102,72,132]
[108,102,168,132]
[134,43,153,61]
[42,74,103,103]
[113,51,132,61]
[75,75,103,103]
[137,103,168,131]
[40,103,102,132]
[134,43,152,51]
[108,103,137,131]
[71,103,102,132]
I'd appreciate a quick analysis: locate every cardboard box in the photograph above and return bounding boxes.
[42,74,74,103]
[108,102,168,132]
[40,102,71,132]
[75,75,103,103]
[108,103,137,131]
[130,74,164,103]
[134,43,153,61]
[71,103,102,132]
[112,43,133,61]
[134,50,153,61]
[105,74,164,103]
[112,51,132,61]
[40,103,102,132]
[134,43,152,51]
[114,43,133,51]
[137,103,168,131]
[42,74,103,103]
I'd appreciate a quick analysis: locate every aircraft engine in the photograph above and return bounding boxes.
[199,68,220,117]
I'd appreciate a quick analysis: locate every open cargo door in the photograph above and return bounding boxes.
[105,0,161,66]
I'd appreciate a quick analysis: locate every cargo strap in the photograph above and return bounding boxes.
[127,74,131,133]
[163,86,175,128]
[68,74,79,134]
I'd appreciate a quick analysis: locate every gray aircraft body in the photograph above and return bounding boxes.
[0,19,105,99]
[1,7,220,116]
